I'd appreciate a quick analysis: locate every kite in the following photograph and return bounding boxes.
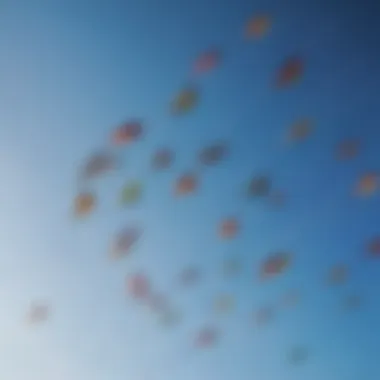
[193,49,222,74]
[287,119,313,143]
[120,181,143,206]
[110,226,141,259]
[179,267,201,286]
[213,294,235,314]
[80,151,116,180]
[255,306,274,326]
[74,192,96,217]
[174,173,198,195]
[127,273,150,300]
[112,120,143,145]
[336,139,360,160]
[199,142,228,166]
[327,264,347,285]
[355,173,378,197]
[247,176,271,198]
[367,237,380,258]
[151,148,174,170]
[260,252,292,279]
[343,295,362,311]
[288,346,309,365]
[171,87,199,115]
[195,326,219,348]
[219,218,240,239]
[275,57,304,88]
[26,302,50,325]
[245,15,272,39]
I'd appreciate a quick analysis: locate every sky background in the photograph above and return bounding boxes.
[0,0,380,379]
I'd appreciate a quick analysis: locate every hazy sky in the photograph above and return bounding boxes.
[1,1,379,380]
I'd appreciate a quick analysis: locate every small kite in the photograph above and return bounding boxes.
[255,306,274,326]
[26,302,50,325]
[199,142,228,166]
[120,181,143,206]
[127,273,150,300]
[336,139,360,160]
[247,176,271,198]
[179,266,201,286]
[80,151,116,181]
[174,173,198,195]
[193,49,222,75]
[110,226,141,259]
[74,192,96,217]
[219,218,240,239]
[245,14,272,39]
[287,119,313,143]
[327,264,347,285]
[355,173,378,197]
[195,326,219,348]
[112,120,143,145]
[171,87,199,115]
[275,57,304,88]
[151,148,174,170]
[213,294,235,314]
[260,252,292,279]
[367,237,380,258]
[343,294,362,311]
[288,346,309,365]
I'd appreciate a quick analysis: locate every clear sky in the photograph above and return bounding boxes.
[0,0,379,380]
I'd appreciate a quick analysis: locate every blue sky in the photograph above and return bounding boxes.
[0,0,379,379]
